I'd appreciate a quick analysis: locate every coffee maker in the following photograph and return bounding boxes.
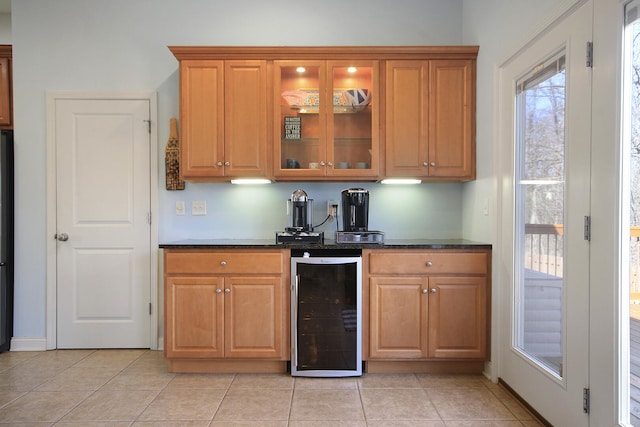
[275,189,324,244]
[341,188,369,232]
[337,188,384,244]
[287,189,313,232]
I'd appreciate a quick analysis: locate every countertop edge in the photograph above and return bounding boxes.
[159,240,492,250]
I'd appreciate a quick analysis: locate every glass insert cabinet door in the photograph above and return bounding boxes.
[274,60,379,178]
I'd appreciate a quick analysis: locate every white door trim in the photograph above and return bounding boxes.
[45,91,159,350]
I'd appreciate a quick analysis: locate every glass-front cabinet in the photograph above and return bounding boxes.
[274,60,379,179]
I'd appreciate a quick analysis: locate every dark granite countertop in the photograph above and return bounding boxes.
[159,238,491,250]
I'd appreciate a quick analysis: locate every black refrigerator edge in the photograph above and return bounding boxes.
[0,130,13,353]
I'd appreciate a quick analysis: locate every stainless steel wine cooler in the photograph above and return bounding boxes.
[291,249,362,377]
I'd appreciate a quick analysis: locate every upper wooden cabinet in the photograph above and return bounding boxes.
[385,59,476,181]
[174,57,268,180]
[0,45,12,129]
[274,60,380,180]
[170,46,477,182]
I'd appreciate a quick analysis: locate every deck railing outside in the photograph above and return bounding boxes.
[524,224,564,277]
[525,224,640,293]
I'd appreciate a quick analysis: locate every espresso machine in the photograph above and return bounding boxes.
[276,189,324,244]
[337,188,384,244]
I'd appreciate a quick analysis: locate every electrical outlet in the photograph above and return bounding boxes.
[191,200,207,216]
[327,200,339,218]
[175,201,185,216]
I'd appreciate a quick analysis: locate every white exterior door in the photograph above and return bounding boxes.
[54,98,151,348]
[497,1,592,425]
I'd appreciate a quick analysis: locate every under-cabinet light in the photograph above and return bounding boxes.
[347,67,357,73]
[380,178,422,185]
[296,67,306,73]
[230,178,272,185]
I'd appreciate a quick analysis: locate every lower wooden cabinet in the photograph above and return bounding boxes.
[162,246,490,373]
[163,249,289,371]
[366,249,489,361]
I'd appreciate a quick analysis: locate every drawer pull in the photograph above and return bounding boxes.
[220,261,227,266]
[426,261,433,267]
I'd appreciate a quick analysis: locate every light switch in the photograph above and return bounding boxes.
[175,201,185,216]
[192,200,207,216]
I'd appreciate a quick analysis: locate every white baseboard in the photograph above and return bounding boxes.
[9,336,163,352]
[10,337,48,351]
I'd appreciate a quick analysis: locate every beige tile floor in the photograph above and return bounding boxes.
[0,349,545,426]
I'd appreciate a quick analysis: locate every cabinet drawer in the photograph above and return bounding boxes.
[165,250,284,274]
[369,251,487,275]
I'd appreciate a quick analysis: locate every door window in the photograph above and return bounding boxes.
[624,1,640,423]
[514,52,566,377]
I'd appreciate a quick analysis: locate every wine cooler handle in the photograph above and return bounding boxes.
[293,273,300,368]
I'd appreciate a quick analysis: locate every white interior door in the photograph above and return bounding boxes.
[497,1,592,425]
[55,98,151,348]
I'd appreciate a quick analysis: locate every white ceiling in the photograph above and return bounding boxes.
[0,1,10,14]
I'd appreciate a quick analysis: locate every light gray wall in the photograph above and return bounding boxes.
[12,0,464,339]
[460,0,561,243]
[0,13,10,43]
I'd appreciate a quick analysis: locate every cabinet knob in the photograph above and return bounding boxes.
[426,261,433,267]
[224,288,231,293]
[216,289,222,294]
[430,162,436,167]
[320,161,326,166]
[423,162,428,167]
[422,289,428,294]
[328,162,333,167]
[220,261,227,266]
[216,162,223,167]
[224,161,231,166]
[430,288,437,293]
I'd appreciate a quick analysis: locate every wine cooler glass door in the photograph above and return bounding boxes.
[291,255,362,377]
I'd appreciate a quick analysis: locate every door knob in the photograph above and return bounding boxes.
[55,233,69,242]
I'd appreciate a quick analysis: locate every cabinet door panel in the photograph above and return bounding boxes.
[385,60,428,177]
[225,276,284,358]
[225,60,268,176]
[166,276,224,358]
[428,60,475,179]
[369,276,428,358]
[180,60,225,178]
[428,276,486,358]
[0,57,11,127]
[273,60,327,178]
